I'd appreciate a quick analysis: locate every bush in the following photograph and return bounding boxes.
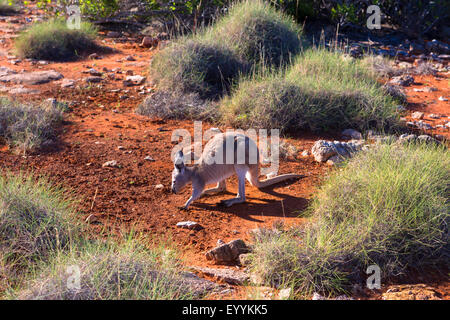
[136,90,220,121]
[221,48,400,133]
[148,0,301,100]
[15,19,99,61]
[209,0,301,66]
[15,238,204,300]
[150,39,246,99]
[0,171,81,288]
[0,0,17,15]
[249,142,449,296]
[0,97,64,151]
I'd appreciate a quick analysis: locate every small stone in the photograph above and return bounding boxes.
[312,292,326,300]
[342,128,362,140]
[102,160,118,168]
[411,111,424,119]
[141,36,158,48]
[176,221,203,231]
[389,75,414,86]
[125,55,136,61]
[126,75,146,85]
[85,76,103,83]
[144,156,155,161]
[87,69,102,76]
[106,31,120,38]
[438,96,448,101]
[61,79,76,88]
[278,288,292,300]
[423,87,438,92]
[205,239,249,264]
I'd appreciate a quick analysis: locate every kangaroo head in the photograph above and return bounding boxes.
[171,150,191,194]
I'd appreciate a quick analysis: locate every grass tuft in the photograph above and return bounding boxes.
[221,48,401,133]
[208,0,301,66]
[0,0,17,15]
[15,19,99,61]
[148,0,301,100]
[248,142,449,296]
[136,90,220,121]
[14,238,204,300]
[150,39,247,99]
[0,171,81,289]
[0,97,64,151]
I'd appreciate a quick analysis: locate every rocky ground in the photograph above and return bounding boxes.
[0,6,448,300]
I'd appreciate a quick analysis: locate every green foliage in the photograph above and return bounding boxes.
[150,38,247,99]
[15,18,98,61]
[35,0,118,18]
[0,171,81,289]
[149,0,301,100]
[209,0,301,66]
[221,48,400,133]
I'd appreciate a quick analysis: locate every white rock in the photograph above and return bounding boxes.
[278,288,292,300]
[102,160,118,168]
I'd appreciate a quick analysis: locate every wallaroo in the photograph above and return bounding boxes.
[171,131,303,209]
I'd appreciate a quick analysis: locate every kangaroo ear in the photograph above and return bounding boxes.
[174,150,185,170]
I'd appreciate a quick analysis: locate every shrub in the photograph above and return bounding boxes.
[148,0,302,100]
[150,39,246,99]
[15,19,99,61]
[136,90,220,121]
[0,171,81,287]
[209,0,301,66]
[15,238,204,300]
[248,142,450,296]
[221,48,400,133]
[0,97,64,151]
[0,0,17,15]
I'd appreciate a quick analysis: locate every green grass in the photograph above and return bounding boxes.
[148,0,301,100]
[0,171,81,290]
[0,97,64,152]
[206,0,301,66]
[248,142,449,296]
[13,237,202,300]
[221,48,401,133]
[149,38,246,99]
[15,19,99,61]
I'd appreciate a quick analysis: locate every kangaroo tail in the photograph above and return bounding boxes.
[246,166,303,189]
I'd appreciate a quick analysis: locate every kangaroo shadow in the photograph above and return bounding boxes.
[193,178,309,222]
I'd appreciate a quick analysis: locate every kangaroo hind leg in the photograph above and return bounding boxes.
[220,167,247,207]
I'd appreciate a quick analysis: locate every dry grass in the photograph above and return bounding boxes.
[15,19,99,61]
[248,142,449,296]
[221,48,401,133]
[0,97,65,152]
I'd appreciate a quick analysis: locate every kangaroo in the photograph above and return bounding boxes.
[171,131,303,209]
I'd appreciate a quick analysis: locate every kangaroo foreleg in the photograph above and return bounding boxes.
[201,180,227,197]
